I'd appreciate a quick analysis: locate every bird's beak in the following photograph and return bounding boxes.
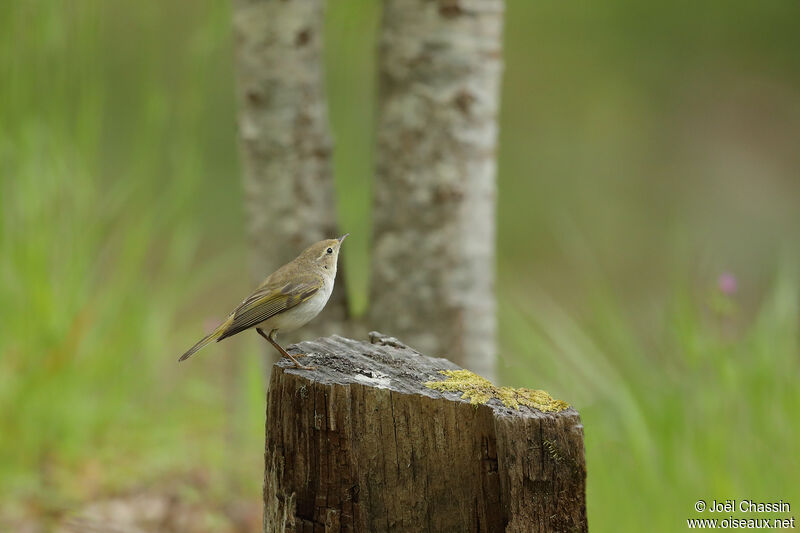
[338,233,350,243]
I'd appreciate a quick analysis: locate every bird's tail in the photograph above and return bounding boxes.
[178,316,233,362]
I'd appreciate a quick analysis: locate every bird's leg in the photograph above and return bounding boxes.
[256,328,315,370]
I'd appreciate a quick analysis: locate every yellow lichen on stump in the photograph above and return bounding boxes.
[425,369,569,413]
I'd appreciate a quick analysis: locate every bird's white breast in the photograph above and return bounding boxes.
[260,276,334,333]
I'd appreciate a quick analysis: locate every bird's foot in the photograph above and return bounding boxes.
[286,353,315,370]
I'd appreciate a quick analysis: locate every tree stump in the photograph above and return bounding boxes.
[263,332,587,533]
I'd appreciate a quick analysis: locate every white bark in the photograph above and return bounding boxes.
[231,0,348,342]
[369,0,503,379]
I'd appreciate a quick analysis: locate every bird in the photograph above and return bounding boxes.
[178,234,348,369]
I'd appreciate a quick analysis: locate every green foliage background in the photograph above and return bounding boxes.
[1,1,798,530]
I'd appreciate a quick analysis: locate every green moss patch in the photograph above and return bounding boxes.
[424,369,569,413]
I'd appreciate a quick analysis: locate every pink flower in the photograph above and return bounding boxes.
[717,272,738,295]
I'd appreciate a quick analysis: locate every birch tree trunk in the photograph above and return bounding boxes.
[231,0,348,346]
[369,0,503,379]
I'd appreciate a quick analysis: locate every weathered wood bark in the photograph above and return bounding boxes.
[369,0,503,380]
[231,0,348,344]
[263,332,587,533]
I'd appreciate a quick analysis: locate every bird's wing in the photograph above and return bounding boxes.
[217,272,323,341]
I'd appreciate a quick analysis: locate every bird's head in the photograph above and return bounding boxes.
[301,234,348,274]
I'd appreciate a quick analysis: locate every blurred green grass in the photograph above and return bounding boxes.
[1,1,799,530]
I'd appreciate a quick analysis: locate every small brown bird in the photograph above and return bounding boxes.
[178,234,348,369]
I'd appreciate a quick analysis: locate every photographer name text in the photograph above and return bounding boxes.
[702,500,791,514]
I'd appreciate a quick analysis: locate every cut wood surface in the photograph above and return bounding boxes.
[263,332,587,533]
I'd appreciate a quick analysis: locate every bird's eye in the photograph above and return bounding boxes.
[326,247,333,254]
